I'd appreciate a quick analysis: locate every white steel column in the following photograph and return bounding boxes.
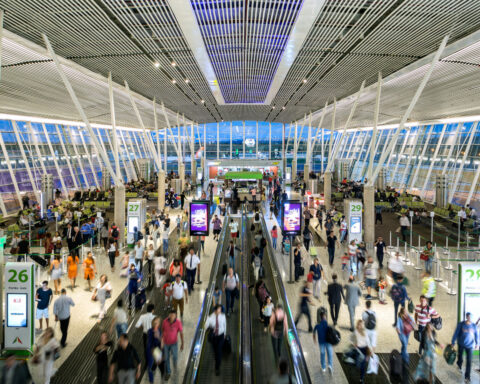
[329,99,336,160]
[160,103,170,171]
[360,131,375,180]
[441,123,462,175]
[131,131,143,159]
[345,131,358,160]
[230,122,232,159]
[55,125,79,190]
[325,81,365,173]
[256,121,258,158]
[269,122,271,159]
[0,130,22,206]
[41,123,69,196]
[449,122,478,203]
[390,128,411,186]
[78,126,100,187]
[306,114,312,168]
[216,122,219,159]
[109,72,122,181]
[105,126,129,182]
[367,73,382,180]
[399,126,426,190]
[28,122,47,175]
[12,121,41,201]
[421,124,447,199]
[310,101,329,165]
[409,125,434,191]
[321,129,324,172]
[66,126,89,189]
[120,130,138,181]
[153,100,161,170]
[43,34,120,185]
[368,35,449,186]
[243,121,246,159]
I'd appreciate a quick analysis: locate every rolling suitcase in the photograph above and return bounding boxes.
[30,254,48,268]
[135,287,146,309]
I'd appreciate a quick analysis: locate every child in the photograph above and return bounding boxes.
[262,296,274,332]
[163,282,172,309]
[341,252,349,271]
[213,285,222,307]
[377,275,387,304]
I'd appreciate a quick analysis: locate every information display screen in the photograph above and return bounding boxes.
[128,216,139,234]
[190,201,209,236]
[7,293,28,328]
[282,201,302,236]
[350,216,362,234]
[464,293,480,321]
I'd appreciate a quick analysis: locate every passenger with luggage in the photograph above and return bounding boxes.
[184,248,200,294]
[127,264,142,309]
[414,323,443,384]
[92,274,112,322]
[254,279,269,320]
[364,256,378,300]
[269,303,288,358]
[362,300,377,352]
[326,231,339,266]
[451,312,478,383]
[134,241,144,273]
[136,303,156,360]
[391,276,410,327]
[262,296,274,332]
[313,310,334,374]
[17,234,29,262]
[395,307,417,366]
[153,253,167,288]
[161,310,184,380]
[293,243,303,282]
[83,252,97,291]
[294,281,313,333]
[353,319,372,384]
[110,299,128,339]
[269,359,297,384]
[205,304,227,375]
[421,271,436,306]
[251,247,262,281]
[146,316,165,383]
[223,267,240,317]
[415,295,440,355]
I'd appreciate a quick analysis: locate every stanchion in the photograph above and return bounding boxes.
[414,249,422,270]
[396,237,399,252]
[446,269,457,295]
[389,231,392,247]
[466,235,470,260]
[403,242,409,263]
[434,244,443,282]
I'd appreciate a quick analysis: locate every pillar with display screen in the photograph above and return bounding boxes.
[158,169,165,211]
[457,263,480,324]
[282,200,302,284]
[114,186,126,247]
[363,185,375,250]
[127,199,146,246]
[4,262,35,355]
[344,199,363,244]
[323,171,332,210]
[190,201,209,283]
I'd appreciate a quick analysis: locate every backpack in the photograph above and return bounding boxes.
[390,284,404,303]
[444,344,456,365]
[258,284,269,303]
[326,326,341,346]
[111,227,119,238]
[137,231,143,240]
[365,311,376,330]
[260,238,267,248]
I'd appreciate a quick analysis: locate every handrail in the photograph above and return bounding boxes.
[182,212,230,384]
[260,208,312,384]
[240,204,252,384]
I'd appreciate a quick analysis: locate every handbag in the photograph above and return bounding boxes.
[444,344,456,365]
[420,253,428,261]
[105,290,112,299]
[407,300,414,314]
[159,268,166,275]
[9,247,18,255]
[413,330,420,342]
[431,316,442,330]
[115,249,120,257]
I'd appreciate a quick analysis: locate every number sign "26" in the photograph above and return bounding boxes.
[8,269,29,283]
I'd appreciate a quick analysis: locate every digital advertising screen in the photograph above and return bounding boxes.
[350,216,362,234]
[7,293,28,328]
[282,201,302,236]
[190,201,209,236]
[464,293,480,322]
[128,216,139,234]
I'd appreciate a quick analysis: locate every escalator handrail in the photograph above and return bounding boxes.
[240,204,252,384]
[182,212,230,384]
[259,209,312,384]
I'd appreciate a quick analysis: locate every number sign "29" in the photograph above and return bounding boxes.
[8,269,29,283]
[351,204,362,212]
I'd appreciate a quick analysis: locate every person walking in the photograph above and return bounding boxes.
[53,288,75,348]
[205,304,227,375]
[269,359,297,384]
[451,312,478,383]
[325,274,344,326]
[388,251,405,281]
[83,252,97,291]
[184,248,200,294]
[170,274,188,320]
[414,295,440,355]
[135,303,156,358]
[422,241,434,274]
[399,213,410,243]
[223,267,239,317]
[93,331,113,384]
[364,256,378,300]
[226,240,238,268]
[127,264,142,310]
[49,256,63,295]
[361,300,377,352]
[315,208,323,230]
[271,225,278,249]
[110,299,129,339]
[326,231,338,267]
[313,310,334,374]
[294,243,302,282]
[109,334,141,384]
[353,320,371,384]
[414,323,443,384]
[107,238,117,272]
[374,236,386,269]
[309,258,324,300]
[92,274,112,323]
[375,205,383,224]
[269,303,288,358]
[211,215,222,241]
[0,352,32,383]
[421,271,436,306]
[146,316,164,383]
[339,217,347,243]
[33,327,60,384]
[294,281,313,333]
[391,276,410,327]
[100,223,109,251]
[153,253,167,288]
[303,227,311,252]
[162,310,184,380]
[161,225,169,255]
[67,253,79,290]
[396,307,416,366]
[134,241,144,273]
[344,276,362,332]
[229,219,239,245]
[36,281,53,333]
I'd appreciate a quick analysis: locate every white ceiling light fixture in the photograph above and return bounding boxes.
[171,79,176,84]
[153,62,160,68]
[171,61,176,67]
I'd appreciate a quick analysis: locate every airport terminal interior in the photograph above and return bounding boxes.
[1,1,480,383]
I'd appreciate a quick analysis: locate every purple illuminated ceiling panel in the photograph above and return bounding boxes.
[190,0,304,103]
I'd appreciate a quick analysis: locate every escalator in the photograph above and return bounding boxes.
[183,213,242,384]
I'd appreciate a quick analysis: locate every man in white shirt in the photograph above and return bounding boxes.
[229,219,239,245]
[458,207,467,229]
[161,225,169,256]
[388,251,405,280]
[205,304,227,376]
[136,303,156,358]
[222,267,239,316]
[134,241,144,273]
[399,214,410,242]
[94,214,104,246]
[171,275,188,320]
[184,248,201,294]
[361,300,377,351]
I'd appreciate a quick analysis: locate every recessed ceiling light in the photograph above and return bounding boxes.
[201,99,205,103]
[171,79,176,84]
[272,106,276,109]
[303,79,307,83]
[185,79,189,83]
[282,106,286,110]
[153,62,160,68]
[171,61,176,67]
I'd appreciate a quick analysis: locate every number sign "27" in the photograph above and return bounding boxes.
[129,204,140,212]
[8,269,29,283]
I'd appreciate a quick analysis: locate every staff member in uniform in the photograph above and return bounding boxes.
[205,305,227,376]
[184,248,200,294]
[171,275,188,320]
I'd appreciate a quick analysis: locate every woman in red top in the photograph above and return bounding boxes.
[271,225,278,250]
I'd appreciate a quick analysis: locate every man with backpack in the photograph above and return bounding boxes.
[451,312,478,383]
[391,276,410,327]
[170,274,188,321]
[110,224,119,242]
[222,267,239,317]
[362,300,377,352]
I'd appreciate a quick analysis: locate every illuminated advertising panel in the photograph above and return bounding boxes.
[282,200,302,236]
[190,201,210,236]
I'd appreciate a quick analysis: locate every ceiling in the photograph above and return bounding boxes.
[0,0,480,126]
